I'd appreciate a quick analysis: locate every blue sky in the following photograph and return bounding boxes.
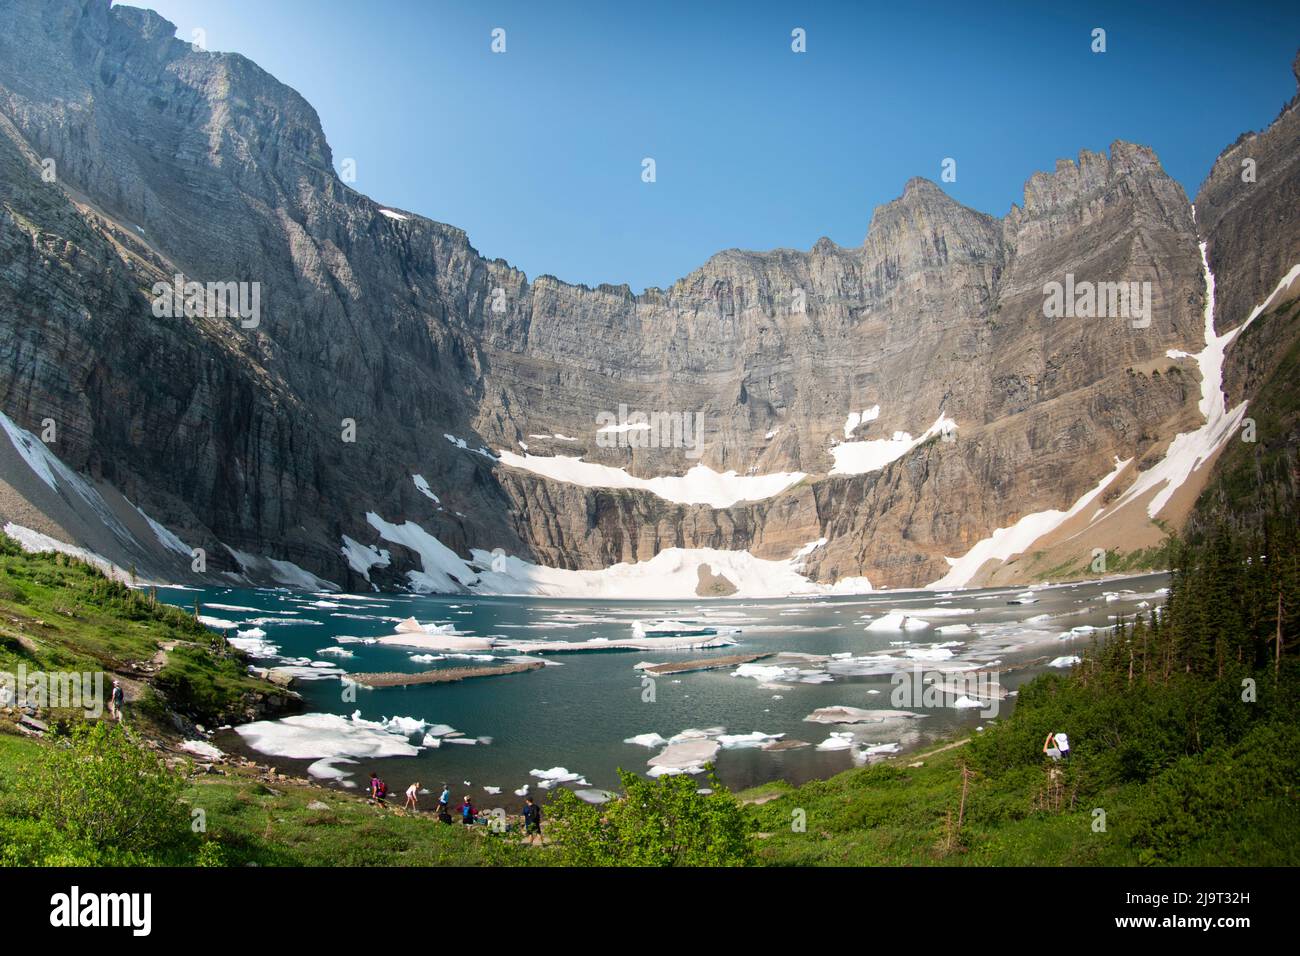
[132,0,1300,292]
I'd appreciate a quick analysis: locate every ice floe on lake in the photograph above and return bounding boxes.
[804,706,924,725]
[866,612,932,632]
[717,731,784,748]
[530,767,589,789]
[647,738,719,775]
[376,617,496,651]
[197,615,239,629]
[235,712,424,762]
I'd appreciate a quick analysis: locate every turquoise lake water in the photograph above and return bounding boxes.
[160,574,1167,802]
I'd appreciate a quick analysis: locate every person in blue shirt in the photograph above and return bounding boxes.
[522,796,542,840]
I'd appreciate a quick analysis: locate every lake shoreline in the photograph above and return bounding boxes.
[179,572,1170,803]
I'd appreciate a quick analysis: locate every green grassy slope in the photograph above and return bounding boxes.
[0,536,285,730]
[741,703,1300,867]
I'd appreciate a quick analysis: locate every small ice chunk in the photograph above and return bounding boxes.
[530,767,589,788]
[866,612,931,632]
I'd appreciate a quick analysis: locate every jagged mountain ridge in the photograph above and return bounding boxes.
[0,0,1296,594]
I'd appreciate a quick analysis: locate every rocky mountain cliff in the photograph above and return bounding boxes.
[0,0,1296,596]
[1185,52,1300,534]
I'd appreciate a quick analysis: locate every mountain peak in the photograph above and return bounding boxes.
[902,176,945,198]
[863,176,991,249]
[1018,140,1171,217]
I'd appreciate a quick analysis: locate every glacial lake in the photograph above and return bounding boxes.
[161,574,1168,801]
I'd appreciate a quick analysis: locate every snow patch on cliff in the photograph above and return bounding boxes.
[830,413,955,476]
[0,411,134,542]
[352,510,865,598]
[467,542,871,599]
[412,475,440,504]
[842,404,881,439]
[132,504,190,555]
[2,522,132,581]
[225,546,339,591]
[340,535,391,581]
[928,456,1131,590]
[1109,246,1300,519]
[365,512,479,592]
[494,450,805,508]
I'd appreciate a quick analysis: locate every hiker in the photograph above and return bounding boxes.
[404,781,420,810]
[1043,732,1064,761]
[109,680,125,722]
[438,782,451,810]
[522,796,542,840]
[369,772,388,804]
[1054,731,1071,761]
[459,795,476,825]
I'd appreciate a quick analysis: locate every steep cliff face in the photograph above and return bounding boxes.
[1186,53,1300,532]
[1193,53,1300,339]
[0,0,1295,595]
[0,0,512,588]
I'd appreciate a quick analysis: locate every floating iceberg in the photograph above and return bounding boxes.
[865,612,932,632]
[631,619,718,639]
[530,767,590,789]
[804,706,923,725]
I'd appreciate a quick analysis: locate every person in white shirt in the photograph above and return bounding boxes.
[404,781,420,810]
[1042,731,1072,761]
[1042,732,1062,761]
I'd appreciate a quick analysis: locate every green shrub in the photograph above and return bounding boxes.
[196,840,228,867]
[1130,722,1300,863]
[10,721,191,860]
[546,769,753,866]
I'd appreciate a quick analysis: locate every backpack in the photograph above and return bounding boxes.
[373,778,387,798]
